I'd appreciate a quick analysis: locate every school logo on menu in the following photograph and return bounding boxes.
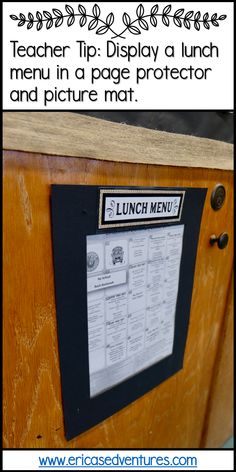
[111,246,124,265]
[87,251,99,272]
[99,189,185,229]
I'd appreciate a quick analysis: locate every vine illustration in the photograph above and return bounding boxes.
[10,3,227,38]
[106,200,115,219]
[172,199,179,215]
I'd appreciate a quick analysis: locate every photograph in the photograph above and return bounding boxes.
[2,1,234,470]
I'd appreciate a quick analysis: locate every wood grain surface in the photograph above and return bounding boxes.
[3,112,233,170]
[3,150,233,449]
[201,274,234,448]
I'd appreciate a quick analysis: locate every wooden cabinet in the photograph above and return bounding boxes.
[3,112,233,448]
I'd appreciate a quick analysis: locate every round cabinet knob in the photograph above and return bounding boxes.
[211,184,226,211]
[210,232,229,249]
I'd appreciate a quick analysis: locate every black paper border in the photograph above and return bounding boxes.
[51,185,207,441]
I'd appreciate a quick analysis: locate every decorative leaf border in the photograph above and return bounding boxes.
[10,3,227,38]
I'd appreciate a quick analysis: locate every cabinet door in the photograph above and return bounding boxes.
[3,150,233,448]
[201,275,233,448]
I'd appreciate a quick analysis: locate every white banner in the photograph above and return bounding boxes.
[2,449,234,470]
[104,196,182,221]
[99,190,185,228]
[2,2,234,110]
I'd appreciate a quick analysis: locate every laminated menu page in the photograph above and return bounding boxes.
[86,225,184,397]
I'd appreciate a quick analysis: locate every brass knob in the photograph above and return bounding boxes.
[211,184,226,211]
[210,232,229,249]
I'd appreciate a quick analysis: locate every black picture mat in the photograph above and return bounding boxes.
[51,185,207,441]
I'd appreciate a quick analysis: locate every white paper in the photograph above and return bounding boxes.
[86,225,184,397]
[87,269,127,292]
